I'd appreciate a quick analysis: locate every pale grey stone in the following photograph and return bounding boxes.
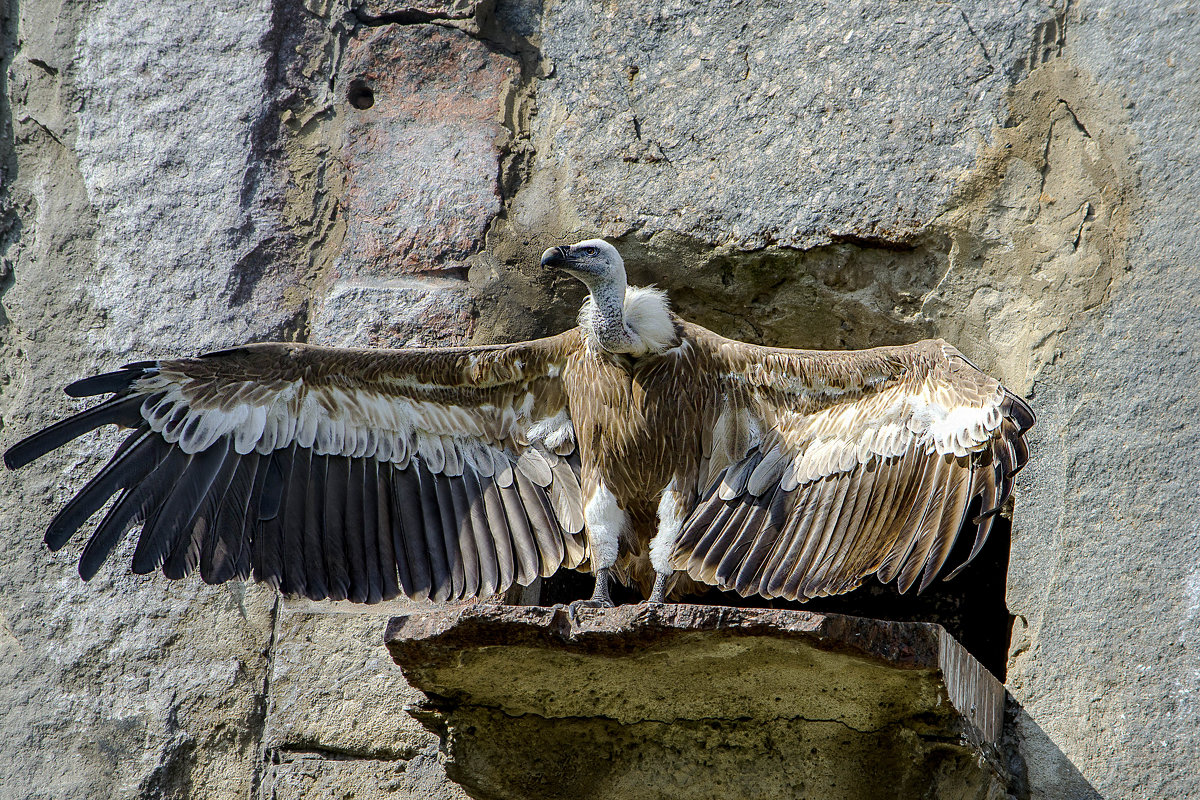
[263,601,439,759]
[311,280,475,348]
[72,0,292,358]
[258,745,468,800]
[0,0,287,796]
[1002,2,1200,797]
[524,0,1060,249]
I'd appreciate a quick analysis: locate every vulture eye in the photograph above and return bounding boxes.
[584,246,598,255]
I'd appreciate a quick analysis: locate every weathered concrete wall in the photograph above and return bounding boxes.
[0,0,1195,798]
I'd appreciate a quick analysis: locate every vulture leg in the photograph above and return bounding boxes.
[569,482,623,611]
[646,480,688,604]
[648,573,670,605]
[569,567,614,614]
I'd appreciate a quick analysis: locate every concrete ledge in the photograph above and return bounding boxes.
[385,604,1009,800]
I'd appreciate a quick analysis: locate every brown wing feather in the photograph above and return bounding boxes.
[5,332,589,603]
[673,323,1034,601]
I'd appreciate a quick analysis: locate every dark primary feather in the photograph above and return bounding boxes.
[409,465,456,602]
[514,465,563,574]
[203,452,259,584]
[362,455,400,599]
[45,426,161,550]
[464,469,502,595]
[4,395,144,470]
[390,466,433,601]
[343,457,371,603]
[449,471,492,596]
[433,470,471,599]
[253,448,291,589]
[64,367,148,398]
[302,454,329,599]
[282,448,313,597]
[163,443,241,580]
[479,474,516,589]
[496,478,539,585]
[79,446,189,580]
[258,453,286,521]
[323,455,351,601]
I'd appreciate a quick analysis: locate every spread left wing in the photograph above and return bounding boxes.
[5,335,589,603]
[674,324,1034,601]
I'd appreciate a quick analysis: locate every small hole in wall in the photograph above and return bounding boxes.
[347,80,375,110]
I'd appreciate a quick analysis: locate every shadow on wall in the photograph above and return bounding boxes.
[1008,699,1103,800]
[0,0,19,300]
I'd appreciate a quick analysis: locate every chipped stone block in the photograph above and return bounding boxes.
[337,24,517,277]
[352,0,484,22]
[264,602,437,760]
[310,279,475,348]
[386,604,1009,799]
[258,744,468,800]
[528,0,1059,249]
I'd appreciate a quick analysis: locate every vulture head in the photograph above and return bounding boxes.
[540,238,661,355]
[540,239,626,288]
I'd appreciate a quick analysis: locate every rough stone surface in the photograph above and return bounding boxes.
[515,0,1058,250]
[337,23,516,277]
[1002,4,1200,798]
[386,604,1009,799]
[258,600,468,799]
[0,0,1197,798]
[258,749,465,800]
[0,0,284,797]
[352,0,483,24]
[310,280,476,348]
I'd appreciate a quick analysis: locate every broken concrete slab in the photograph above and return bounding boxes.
[386,604,1008,800]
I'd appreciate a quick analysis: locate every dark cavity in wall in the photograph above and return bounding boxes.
[543,506,1015,682]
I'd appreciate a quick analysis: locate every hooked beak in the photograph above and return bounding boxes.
[539,245,571,268]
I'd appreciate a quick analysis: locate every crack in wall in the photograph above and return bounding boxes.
[249,593,283,798]
[266,742,421,764]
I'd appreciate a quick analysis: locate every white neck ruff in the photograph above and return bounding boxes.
[578,285,677,356]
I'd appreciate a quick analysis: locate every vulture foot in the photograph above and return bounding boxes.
[568,568,615,616]
[568,597,616,615]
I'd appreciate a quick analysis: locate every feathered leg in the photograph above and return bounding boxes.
[647,478,687,603]
[569,481,624,611]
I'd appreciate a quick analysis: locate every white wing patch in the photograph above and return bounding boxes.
[712,374,1007,495]
[767,382,1006,491]
[525,408,575,455]
[133,372,560,483]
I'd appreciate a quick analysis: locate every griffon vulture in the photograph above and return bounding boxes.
[4,240,1033,607]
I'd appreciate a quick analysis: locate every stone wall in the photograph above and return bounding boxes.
[0,0,1196,798]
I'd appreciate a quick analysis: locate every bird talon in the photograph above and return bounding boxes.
[568,598,615,613]
[567,597,615,622]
